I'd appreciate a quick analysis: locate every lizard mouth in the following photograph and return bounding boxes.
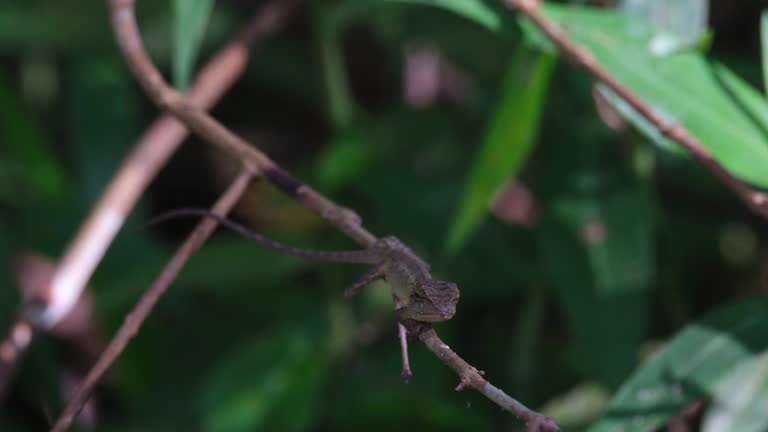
[418,311,455,323]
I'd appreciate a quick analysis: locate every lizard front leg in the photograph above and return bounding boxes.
[343,265,385,298]
[395,301,453,323]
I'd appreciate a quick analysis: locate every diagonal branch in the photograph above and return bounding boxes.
[83,1,560,431]
[416,326,559,431]
[25,0,300,330]
[50,168,255,432]
[503,0,768,219]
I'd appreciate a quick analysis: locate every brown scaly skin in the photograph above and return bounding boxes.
[147,210,460,322]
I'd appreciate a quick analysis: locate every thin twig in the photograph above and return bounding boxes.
[503,0,768,219]
[25,0,299,330]
[50,169,255,432]
[413,325,558,431]
[87,1,559,431]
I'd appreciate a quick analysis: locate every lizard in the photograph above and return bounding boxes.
[147,208,460,323]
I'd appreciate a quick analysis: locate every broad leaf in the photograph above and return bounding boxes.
[520,5,768,188]
[545,187,654,296]
[539,180,654,385]
[446,46,554,253]
[701,351,768,432]
[589,299,768,432]
[336,0,768,187]
[338,1,768,187]
[203,325,328,432]
[173,0,215,90]
[540,382,610,430]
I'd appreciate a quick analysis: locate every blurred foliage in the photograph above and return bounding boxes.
[173,0,216,90]
[2,0,768,431]
[447,45,554,253]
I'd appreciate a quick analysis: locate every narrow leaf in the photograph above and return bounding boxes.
[445,47,554,253]
[173,0,215,90]
[589,299,768,432]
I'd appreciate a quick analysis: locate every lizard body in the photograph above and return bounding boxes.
[148,209,459,322]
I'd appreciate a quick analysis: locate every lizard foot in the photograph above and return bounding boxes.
[398,322,412,384]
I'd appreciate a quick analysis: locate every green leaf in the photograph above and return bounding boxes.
[701,351,768,432]
[589,299,768,432]
[203,325,328,432]
[540,382,610,430]
[335,1,768,186]
[316,133,370,191]
[538,180,654,385]
[619,0,708,56]
[173,0,215,90]
[446,47,554,253]
[547,187,655,296]
[521,5,768,188]
[331,0,511,31]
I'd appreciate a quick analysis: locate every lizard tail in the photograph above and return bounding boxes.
[143,208,376,264]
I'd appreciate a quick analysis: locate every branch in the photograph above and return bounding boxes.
[413,325,558,431]
[504,0,768,219]
[95,0,559,431]
[50,169,255,432]
[25,0,299,330]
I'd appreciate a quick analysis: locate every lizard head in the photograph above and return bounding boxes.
[419,279,460,322]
